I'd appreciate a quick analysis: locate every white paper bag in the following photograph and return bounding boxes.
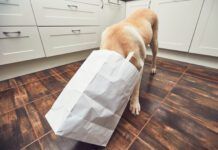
[45,50,139,146]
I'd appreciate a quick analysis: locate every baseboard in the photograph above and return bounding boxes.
[0,48,217,81]
[0,49,93,81]
[147,48,218,69]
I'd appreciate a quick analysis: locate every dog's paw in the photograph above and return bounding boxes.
[151,68,156,75]
[129,101,141,115]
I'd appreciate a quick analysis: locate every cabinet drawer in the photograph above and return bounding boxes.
[31,0,101,26]
[0,0,36,26]
[39,27,99,56]
[0,27,45,65]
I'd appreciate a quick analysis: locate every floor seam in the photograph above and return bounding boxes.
[126,66,189,149]
[0,90,61,117]
[0,69,74,93]
[162,102,216,132]
[20,130,52,150]
[22,105,39,149]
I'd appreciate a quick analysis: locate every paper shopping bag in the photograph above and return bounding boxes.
[45,50,140,146]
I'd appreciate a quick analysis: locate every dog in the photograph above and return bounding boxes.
[100,8,158,115]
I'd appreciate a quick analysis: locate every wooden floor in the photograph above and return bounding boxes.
[0,56,217,150]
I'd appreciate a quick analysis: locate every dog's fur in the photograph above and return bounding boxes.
[100,8,158,115]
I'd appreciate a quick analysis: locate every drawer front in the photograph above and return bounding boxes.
[39,27,99,56]
[73,0,101,5]
[0,0,36,26]
[31,0,101,26]
[0,27,45,65]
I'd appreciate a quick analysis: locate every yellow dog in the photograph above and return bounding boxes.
[100,8,158,115]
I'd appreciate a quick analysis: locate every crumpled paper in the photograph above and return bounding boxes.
[45,50,139,146]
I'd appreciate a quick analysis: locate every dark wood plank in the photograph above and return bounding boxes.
[51,90,62,100]
[141,64,180,99]
[122,108,149,135]
[177,74,218,100]
[165,86,218,133]
[145,56,188,73]
[0,107,36,149]
[26,95,56,138]
[35,69,55,80]
[35,67,70,80]
[9,77,23,88]
[19,73,40,85]
[39,132,104,150]
[155,57,188,73]
[0,80,10,92]
[0,85,29,115]
[121,62,179,134]
[24,80,49,101]
[106,118,136,150]
[139,105,218,149]
[144,55,153,64]
[40,75,67,94]
[141,76,175,94]
[143,63,182,82]
[122,93,162,134]
[186,64,218,82]
[54,62,81,74]
[140,80,170,99]
[129,138,152,150]
[8,73,40,88]
[60,70,77,81]
[0,89,16,115]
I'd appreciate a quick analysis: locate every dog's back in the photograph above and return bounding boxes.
[100,8,158,60]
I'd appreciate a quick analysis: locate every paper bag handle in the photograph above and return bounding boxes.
[126,51,135,61]
[126,51,142,71]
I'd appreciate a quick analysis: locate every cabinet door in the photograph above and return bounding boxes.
[0,27,45,65]
[0,0,36,26]
[126,0,149,17]
[190,0,218,57]
[31,0,101,26]
[151,0,204,52]
[100,0,126,29]
[39,27,99,57]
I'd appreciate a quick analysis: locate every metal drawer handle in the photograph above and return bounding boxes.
[3,31,21,36]
[108,0,120,5]
[101,0,104,9]
[67,4,78,8]
[72,29,81,33]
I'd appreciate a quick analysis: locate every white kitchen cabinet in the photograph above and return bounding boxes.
[39,27,100,57]
[0,0,36,26]
[0,27,45,65]
[189,0,218,57]
[151,0,204,52]
[100,0,126,29]
[31,0,101,26]
[126,0,149,17]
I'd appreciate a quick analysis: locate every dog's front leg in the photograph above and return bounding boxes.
[130,65,143,115]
